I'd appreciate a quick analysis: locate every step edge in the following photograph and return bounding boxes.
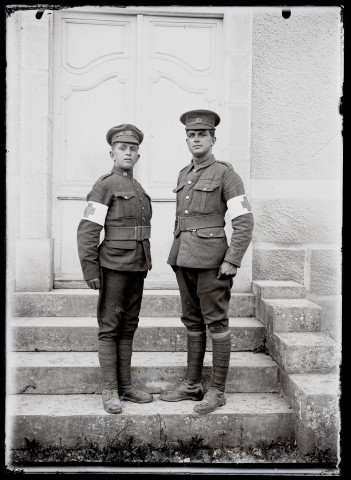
[10,351,278,367]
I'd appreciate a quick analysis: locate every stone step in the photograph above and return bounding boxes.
[54,279,180,290]
[12,290,255,318]
[253,281,306,322]
[279,372,340,456]
[10,317,265,352]
[9,351,278,395]
[271,332,340,374]
[262,298,322,331]
[7,393,294,449]
[253,280,306,300]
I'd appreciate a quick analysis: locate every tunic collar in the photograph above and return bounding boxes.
[112,165,134,178]
[185,153,216,173]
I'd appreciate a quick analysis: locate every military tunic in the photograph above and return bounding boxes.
[167,153,253,269]
[168,153,253,333]
[77,164,152,342]
[77,165,152,281]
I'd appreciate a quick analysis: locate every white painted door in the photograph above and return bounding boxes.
[52,10,223,288]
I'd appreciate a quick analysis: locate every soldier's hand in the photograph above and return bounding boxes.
[86,278,101,290]
[217,261,237,280]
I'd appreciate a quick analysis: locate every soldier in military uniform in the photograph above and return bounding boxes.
[77,124,153,414]
[160,110,254,413]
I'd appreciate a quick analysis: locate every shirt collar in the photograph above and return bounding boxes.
[185,153,216,173]
[112,165,134,178]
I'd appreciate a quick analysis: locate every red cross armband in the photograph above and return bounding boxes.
[226,195,252,220]
[82,201,108,226]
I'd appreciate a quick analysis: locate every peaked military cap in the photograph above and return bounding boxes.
[180,109,221,130]
[106,124,144,146]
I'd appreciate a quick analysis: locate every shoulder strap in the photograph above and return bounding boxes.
[92,171,113,187]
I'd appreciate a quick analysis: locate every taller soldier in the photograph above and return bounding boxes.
[160,110,254,413]
[77,124,153,414]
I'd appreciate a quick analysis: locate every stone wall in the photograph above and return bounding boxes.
[251,7,343,341]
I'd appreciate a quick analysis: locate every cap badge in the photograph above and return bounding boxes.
[120,130,133,136]
[195,117,203,123]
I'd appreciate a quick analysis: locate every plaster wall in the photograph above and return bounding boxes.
[251,7,343,341]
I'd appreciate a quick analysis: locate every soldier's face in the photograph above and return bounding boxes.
[186,130,215,158]
[110,142,140,170]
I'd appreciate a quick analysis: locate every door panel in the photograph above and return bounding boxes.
[138,16,222,200]
[61,75,130,185]
[63,19,130,72]
[52,12,137,283]
[53,13,137,199]
[138,16,223,287]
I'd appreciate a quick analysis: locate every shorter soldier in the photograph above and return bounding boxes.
[160,109,254,413]
[77,124,153,414]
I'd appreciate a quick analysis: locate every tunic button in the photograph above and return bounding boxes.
[142,207,145,209]
[124,196,128,199]
[210,233,213,236]
[185,195,190,199]
[203,187,207,190]
[123,172,128,177]
[184,210,189,214]
[187,180,192,184]
[140,198,143,201]
[192,229,196,232]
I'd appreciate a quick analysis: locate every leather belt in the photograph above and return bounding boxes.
[105,226,151,241]
[177,214,224,231]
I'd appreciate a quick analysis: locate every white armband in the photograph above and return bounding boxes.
[82,201,108,226]
[227,195,252,220]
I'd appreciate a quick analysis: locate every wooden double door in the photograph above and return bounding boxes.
[52,9,223,288]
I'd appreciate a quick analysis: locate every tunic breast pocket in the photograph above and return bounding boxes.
[112,192,138,218]
[193,180,221,214]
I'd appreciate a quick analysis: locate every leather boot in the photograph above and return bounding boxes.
[193,386,226,414]
[160,331,206,402]
[193,330,231,414]
[117,336,153,403]
[98,340,122,414]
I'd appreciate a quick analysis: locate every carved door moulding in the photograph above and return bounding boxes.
[62,17,132,74]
